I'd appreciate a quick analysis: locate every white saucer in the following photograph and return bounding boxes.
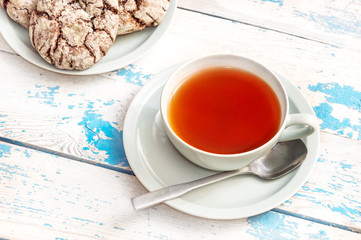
[123,63,320,219]
[0,0,177,75]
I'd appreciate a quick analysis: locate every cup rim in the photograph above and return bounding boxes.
[160,53,289,158]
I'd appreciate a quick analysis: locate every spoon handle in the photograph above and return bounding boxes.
[132,167,250,210]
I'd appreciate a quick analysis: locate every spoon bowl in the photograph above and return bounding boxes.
[249,139,308,179]
[132,139,308,210]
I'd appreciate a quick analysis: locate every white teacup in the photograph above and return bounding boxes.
[160,54,318,171]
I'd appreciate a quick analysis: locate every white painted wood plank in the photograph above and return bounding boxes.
[0,50,152,171]
[178,0,361,48]
[0,142,359,239]
[279,133,361,232]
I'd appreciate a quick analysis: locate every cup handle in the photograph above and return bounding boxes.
[278,113,318,142]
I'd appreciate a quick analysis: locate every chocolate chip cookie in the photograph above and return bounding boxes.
[0,0,36,28]
[29,0,119,70]
[117,0,170,35]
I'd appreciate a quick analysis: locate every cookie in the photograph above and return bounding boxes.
[0,0,37,28]
[29,0,119,70]
[117,0,170,36]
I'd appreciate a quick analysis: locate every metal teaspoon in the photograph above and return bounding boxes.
[132,139,308,210]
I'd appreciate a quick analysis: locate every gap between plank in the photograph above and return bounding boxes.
[272,208,361,234]
[0,136,134,176]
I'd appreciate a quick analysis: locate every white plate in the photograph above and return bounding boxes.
[0,0,177,75]
[123,63,320,219]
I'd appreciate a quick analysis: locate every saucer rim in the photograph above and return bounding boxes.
[123,63,320,219]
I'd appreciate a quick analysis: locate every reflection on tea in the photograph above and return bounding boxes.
[168,67,281,154]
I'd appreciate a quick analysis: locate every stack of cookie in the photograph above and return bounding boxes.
[0,0,170,70]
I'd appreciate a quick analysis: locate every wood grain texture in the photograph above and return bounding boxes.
[0,0,360,239]
[278,133,361,232]
[137,8,361,140]
[178,0,361,47]
[0,142,360,240]
[0,8,360,158]
[0,45,151,171]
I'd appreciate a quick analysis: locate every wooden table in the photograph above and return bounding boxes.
[0,0,360,239]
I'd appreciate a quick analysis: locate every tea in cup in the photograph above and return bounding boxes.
[160,54,318,171]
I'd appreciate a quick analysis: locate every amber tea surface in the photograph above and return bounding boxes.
[168,67,281,154]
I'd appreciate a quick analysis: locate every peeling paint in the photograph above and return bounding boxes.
[115,64,152,86]
[294,10,361,35]
[78,109,128,166]
[0,144,11,157]
[260,0,283,7]
[27,85,61,107]
[247,211,300,239]
[309,83,361,139]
